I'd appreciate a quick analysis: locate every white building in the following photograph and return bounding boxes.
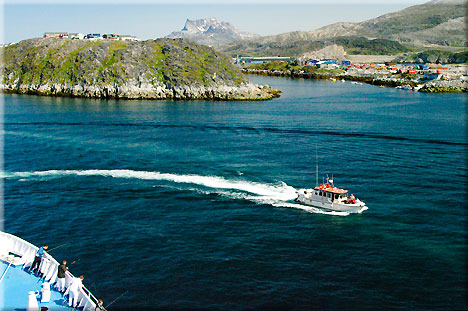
[69,33,84,40]
[119,35,139,41]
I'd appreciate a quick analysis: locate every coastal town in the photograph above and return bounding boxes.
[238,57,467,93]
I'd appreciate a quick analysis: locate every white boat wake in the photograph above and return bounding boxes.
[2,169,350,216]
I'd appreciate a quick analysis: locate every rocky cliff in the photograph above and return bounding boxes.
[0,38,279,100]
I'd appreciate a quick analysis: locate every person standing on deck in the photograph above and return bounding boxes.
[65,274,84,307]
[56,260,68,293]
[29,244,48,274]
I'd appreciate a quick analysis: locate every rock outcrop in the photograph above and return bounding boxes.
[298,45,347,61]
[0,38,279,100]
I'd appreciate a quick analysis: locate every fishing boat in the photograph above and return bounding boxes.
[0,231,103,311]
[295,177,367,213]
[294,148,367,213]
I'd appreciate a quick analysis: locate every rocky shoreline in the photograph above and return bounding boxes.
[0,81,280,101]
[242,68,468,93]
[0,38,280,101]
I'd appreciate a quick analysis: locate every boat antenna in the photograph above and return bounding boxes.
[315,145,318,187]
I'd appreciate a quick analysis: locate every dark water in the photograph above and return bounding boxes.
[3,76,466,310]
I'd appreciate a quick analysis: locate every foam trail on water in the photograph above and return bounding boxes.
[3,169,297,199]
[2,169,349,216]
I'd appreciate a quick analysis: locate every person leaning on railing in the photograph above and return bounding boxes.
[65,274,84,308]
[56,260,68,293]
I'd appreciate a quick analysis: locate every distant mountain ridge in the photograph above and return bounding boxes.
[219,0,466,59]
[166,18,258,47]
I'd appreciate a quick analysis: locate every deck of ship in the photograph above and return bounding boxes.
[0,260,74,311]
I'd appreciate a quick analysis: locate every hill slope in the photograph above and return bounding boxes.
[219,0,465,59]
[0,38,278,100]
[222,35,411,57]
[357,0,465,45]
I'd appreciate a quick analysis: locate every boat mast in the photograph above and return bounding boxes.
[315,145,318,187]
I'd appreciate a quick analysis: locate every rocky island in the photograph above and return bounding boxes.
[0,38,279,100]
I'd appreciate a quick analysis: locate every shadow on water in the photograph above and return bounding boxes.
[6,121,465,146]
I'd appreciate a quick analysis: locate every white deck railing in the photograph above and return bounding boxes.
[0,231,101,311]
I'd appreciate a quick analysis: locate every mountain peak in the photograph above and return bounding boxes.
[166,18,258,47]
[182,18,222,33]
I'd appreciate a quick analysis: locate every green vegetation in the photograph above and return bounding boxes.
[1,37,249,91]
[395,49,468,64]
[245,61,345,75]
[157,39,245,87]
[333,37,412,55]
[221,36,411,58]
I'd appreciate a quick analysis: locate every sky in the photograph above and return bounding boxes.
[1,0,431,44]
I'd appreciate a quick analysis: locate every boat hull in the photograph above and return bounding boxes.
[295,190,367,213]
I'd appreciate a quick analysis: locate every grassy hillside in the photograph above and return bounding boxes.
[1,37,283,100]
[221,36,411,58]
[395,49,468,63]
[359,0,465,39]
[1,37,247,89]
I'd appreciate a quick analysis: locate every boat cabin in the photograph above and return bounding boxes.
[313,183,349,201]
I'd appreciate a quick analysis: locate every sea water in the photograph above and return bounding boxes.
[3,76,466,310]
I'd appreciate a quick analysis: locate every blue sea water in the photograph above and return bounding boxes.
[2,76,466,310]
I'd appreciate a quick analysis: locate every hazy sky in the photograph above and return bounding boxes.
[2,0,430,44]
